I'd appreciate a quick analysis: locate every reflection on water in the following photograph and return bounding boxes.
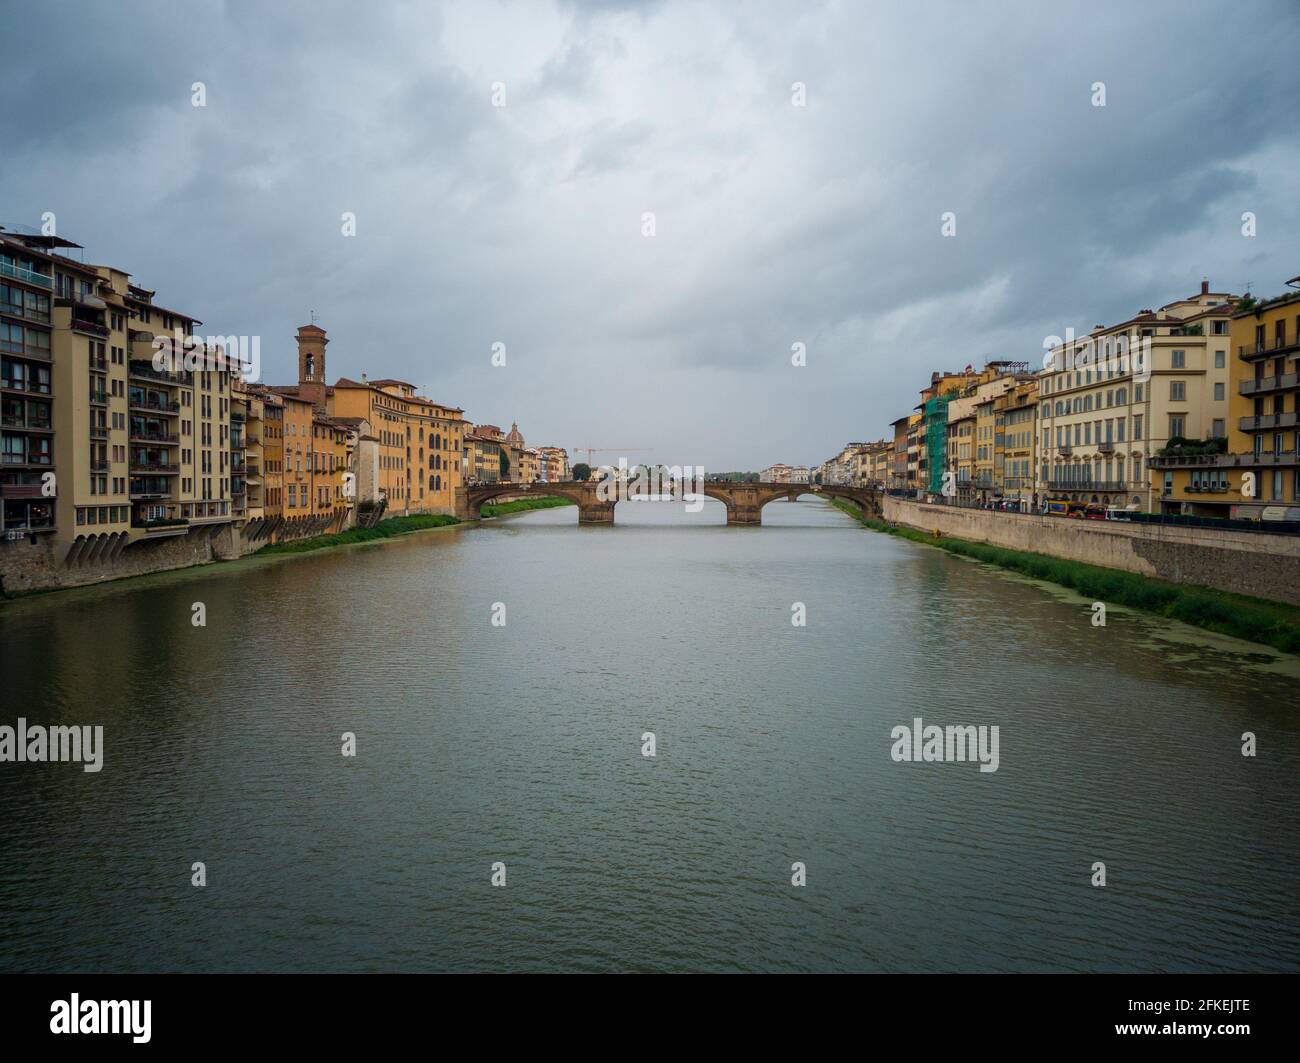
[0,497,1295,972]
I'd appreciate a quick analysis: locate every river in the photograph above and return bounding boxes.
[1,497,1296,972]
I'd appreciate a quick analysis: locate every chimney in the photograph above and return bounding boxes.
[1201,279,1209,296]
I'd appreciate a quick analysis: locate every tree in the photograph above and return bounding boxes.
[573,462,592,482]
[499,449,510,479]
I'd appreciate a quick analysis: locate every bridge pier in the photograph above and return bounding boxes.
[578,502,615,524]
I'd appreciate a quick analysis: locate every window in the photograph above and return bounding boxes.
[1169,415,1186,438]
[1212,419,1225,438]
[1171,350,1185,369]
[1215,350,1225,368]
[1170,381,1185,401]
[1214,382,1224,401]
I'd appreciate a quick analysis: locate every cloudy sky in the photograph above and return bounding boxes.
[3,0,1298,470]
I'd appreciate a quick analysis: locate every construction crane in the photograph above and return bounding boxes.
[572,447,653,467]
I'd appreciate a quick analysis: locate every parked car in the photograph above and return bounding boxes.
[1082,503,1107,520]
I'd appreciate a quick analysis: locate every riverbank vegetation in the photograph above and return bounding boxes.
[255,497,574,556]
[480,496,575,517]
[829,499,1300,654]
[256,514,460,555]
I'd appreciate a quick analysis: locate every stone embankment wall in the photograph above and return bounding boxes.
[881,496,1300,606]
[0,525,244,597]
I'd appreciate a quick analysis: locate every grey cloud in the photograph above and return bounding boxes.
[1,0,1297,470]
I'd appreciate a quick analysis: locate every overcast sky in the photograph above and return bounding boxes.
[3,0,1298,470]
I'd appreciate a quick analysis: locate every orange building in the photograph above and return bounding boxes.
[267,324,464,517]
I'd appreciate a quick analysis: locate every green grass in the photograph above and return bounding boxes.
[829,498,1300,654]
[256,513,460,555]
[480,496,575,517]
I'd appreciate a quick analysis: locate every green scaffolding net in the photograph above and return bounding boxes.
[924,394,952,496]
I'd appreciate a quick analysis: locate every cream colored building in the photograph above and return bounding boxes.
[0,226,240,556]
[1038,281,1236,510]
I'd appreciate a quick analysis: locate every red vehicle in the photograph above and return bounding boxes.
[1082,503,1107,520]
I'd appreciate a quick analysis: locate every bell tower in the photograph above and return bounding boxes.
[296,323,329,411]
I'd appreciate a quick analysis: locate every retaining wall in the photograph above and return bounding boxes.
[881,496,1300,606]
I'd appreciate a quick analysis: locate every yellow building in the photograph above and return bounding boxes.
[1149,279,1300,518]
[464,424,505,483]
[1039,281,1236,511]
[279,391,317,531]
[995,379,1038,510]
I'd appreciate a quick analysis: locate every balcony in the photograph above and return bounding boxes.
[1097,440,1115,453]
[129,361,192,386]
[89,459,108,473]
[1057,444,1072,456]
[129,428,179,444]
[1239,411,1299,432]
[0,261,53,288]
[69,318,109,338]
[1185,482,1231,493]
[129,460,179,474]
[132,514,188,533]
[128,396,181,415]
[0,483,54,500]
[90,425,108,440]
[2,416,52,432]
[0,379,51,396]
[1239,372,1299,396]
[88,390,108,406]
[1239,338,1300,362]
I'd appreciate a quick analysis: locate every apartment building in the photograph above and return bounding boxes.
[888,417,910,489]
[465,424,505,483]
[905,416,921,494]
[1226,286,1300,516]
[521,446,540,483]
[0,230,238,557]
[853,441,892,487]
[538,445,570,482]
[279,391,316,524]
[945,395,978,501]
[1,229,91,540]
[311,415,351,528]
[1038,281,1236,510]
[995,378,1038,509]
[761,463,792,482]
[1150,279,1300,518]
[231,384,265,523]
[255,386,285,523]
[939,363,1025,505]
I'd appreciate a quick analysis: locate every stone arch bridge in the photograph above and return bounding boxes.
[455,480,881,526]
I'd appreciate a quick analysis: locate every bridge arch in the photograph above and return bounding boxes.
[458,481,592,519]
